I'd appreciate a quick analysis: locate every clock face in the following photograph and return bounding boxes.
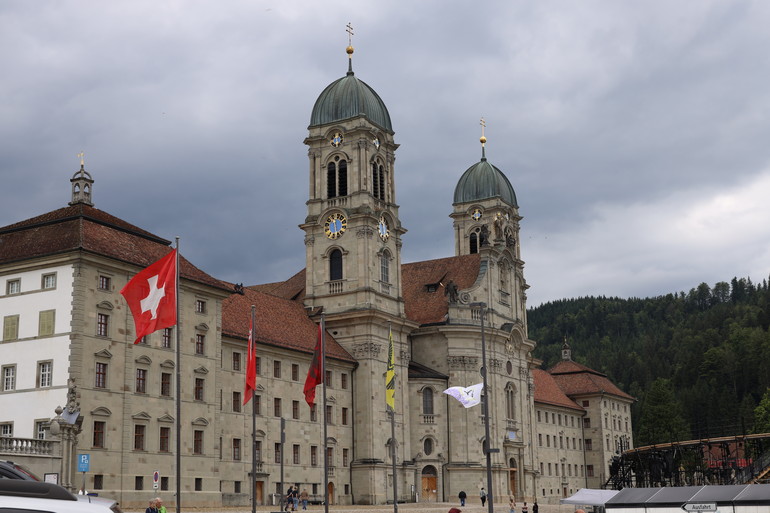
[324,213,347,239]
[330,132,343,147]
[378,216,390,241]
[471,208,483,221]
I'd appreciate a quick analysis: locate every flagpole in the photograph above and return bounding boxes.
[321,316,329,513]
[389,323,398,513]
[250,305,257,513]
[174,237,181,513]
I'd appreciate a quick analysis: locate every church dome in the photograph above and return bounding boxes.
[453,153,518,207]
[310,65,392,132]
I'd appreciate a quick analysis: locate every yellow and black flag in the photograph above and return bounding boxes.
[386,328,395,411]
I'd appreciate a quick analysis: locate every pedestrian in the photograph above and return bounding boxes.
[292,484,300,510]
[522,501,529,513]
[509,496,516,513]
[533,501,539,513]
[285,485,294,512]
[154,497,167,513]
[145,499,158,513]
[300,488,309,510]
[480,487,487,507]
[458,490,467,506]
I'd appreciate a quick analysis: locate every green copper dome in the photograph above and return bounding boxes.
[453,151,518,207]
[310,69,393,132]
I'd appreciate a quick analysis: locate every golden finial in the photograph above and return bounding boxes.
[77,151,85,167]
[480,117,487,146]
[346,22,354,55]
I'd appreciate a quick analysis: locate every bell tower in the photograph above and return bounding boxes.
[300,33,412,504]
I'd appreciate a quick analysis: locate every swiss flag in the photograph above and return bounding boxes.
[120,249,177,344]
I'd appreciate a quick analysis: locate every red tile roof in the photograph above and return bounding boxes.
[548,360,634,401]
[532,369,583,411]
[402,254,481,324]
[222,287,354,363]
[249,269,306,300]
[0,204,229,291]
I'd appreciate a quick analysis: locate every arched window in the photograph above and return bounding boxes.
[372,162,385,201]
[327,159,348,198]
[506,384,516,420]
[422,388,434,415]
[380,250,390,284]
[470,231,478,254]
[423,438,433,456]
[330,249,343,281]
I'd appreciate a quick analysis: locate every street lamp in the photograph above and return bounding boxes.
[471,302,494,513]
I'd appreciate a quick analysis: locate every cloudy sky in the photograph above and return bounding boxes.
[2,1,769,307]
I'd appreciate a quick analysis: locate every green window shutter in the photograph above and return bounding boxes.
[3,315,19,341]
[39,310,55,336]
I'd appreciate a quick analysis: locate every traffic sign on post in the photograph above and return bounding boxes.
[77,454,90,473]
[153,470,160,490]
[682,503,717,512]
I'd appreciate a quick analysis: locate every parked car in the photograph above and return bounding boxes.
[0,460,40,480]
[0,474,121,513]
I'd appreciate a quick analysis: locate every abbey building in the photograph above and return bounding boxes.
[0,43,633,508]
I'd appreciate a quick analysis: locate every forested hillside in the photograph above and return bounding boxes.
[527,277,770,446]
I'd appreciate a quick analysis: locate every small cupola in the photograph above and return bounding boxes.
[561,337,572,361]
[69,152,94,206]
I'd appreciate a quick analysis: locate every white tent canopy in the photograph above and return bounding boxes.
[561,489,620,506]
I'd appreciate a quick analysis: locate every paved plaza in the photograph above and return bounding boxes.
[125,501,583,513]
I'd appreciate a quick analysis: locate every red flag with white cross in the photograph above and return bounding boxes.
[120,249,177,344]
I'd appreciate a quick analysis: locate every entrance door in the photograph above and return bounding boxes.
[327,482,334,505]
[421,465,438,502]
[255,481,263,505]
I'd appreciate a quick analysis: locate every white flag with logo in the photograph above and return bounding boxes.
[443,383,484,408]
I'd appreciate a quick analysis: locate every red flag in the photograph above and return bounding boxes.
[243,317,256,405]
[303,324,324,407]
[120,249,177,344]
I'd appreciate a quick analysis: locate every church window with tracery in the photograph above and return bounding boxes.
[372,162,385,201]
[327,158,348,198]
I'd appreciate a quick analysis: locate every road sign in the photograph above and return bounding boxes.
[77,454,90,473]
[682,503,717,512]
[153,471,160,490]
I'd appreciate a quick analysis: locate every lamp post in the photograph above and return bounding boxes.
[472,302,494,513]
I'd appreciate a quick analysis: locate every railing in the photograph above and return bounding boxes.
[329,281,343,294]
[0,437,56,456]
[380,282,391,295]
[327,197,348,207]
[421,414,435,424]
[327,465,335,478]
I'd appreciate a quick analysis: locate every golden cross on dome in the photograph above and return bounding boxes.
[480,117,487,146]
[77,151,85,166]
[346,23,354,46]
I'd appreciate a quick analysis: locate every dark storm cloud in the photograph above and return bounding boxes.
[1,0,769,307]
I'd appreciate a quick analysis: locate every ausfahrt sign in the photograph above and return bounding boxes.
[682,503,717,512]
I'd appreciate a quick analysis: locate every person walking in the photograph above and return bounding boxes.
[522,501,529,513]
[145,499,158,513]
[459,490,467,506]
[480,488,487,507]
[291,484,300,511]
[300,488,309,510]
[509,496,516,513]
[285,485,294,512]
[154,498,167,513]
[533,501,539,513]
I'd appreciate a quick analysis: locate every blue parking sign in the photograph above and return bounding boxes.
[77,454,90,472]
